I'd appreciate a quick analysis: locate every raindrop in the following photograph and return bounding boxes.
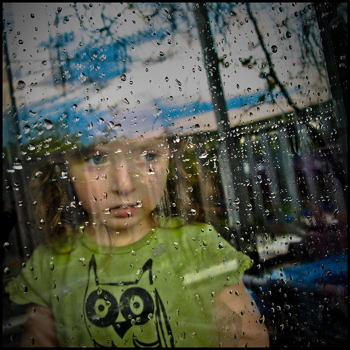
[271,45,278,53]
[79,72,87,83]
[41,60,47,66]
[103,207,111,214]
[175,79,182,86]
[72,104,78,111]
[119,73,127,81]
[20,284,28,293]
[23,125,31,134]
[4,267,10,274]
[199,151,208,159]
[16,80,26,90]
[13,158,23,170]
[286,31,292,38]
[28,110,37,117]
[44,119,53,130]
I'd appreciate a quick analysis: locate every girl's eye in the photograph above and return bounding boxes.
[86,154,108,166]
[139,151,157,162]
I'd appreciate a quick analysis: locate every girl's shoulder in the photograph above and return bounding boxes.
[157,217,222,246]
[158,217,215,232]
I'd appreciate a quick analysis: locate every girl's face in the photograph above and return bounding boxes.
[67,137,170,245]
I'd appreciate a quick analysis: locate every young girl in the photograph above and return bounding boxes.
[6,103,269,347]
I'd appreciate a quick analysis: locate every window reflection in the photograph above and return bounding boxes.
[3,2,347,348]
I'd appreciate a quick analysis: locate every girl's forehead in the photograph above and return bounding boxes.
[69,136,169,158]
[95,137,168,152]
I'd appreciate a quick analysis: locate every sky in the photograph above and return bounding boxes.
[3,2,331,148]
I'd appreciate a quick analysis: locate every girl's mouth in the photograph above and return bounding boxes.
[110,205,138,218]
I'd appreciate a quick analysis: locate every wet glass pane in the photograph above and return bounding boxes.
[3,3,347,348]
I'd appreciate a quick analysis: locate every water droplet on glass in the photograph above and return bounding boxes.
[44,119,53,130]
[271,45,278,53]
[79,72,87,83]
[13,158,23,170]
[199,151,208,159]
[20,284,28,293]
[23,125,31,134]
[16,80,26,90]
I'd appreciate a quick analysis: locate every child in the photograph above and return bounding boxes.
[6,99,269,347]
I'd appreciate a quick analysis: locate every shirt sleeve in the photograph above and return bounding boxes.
[5,245,53,308]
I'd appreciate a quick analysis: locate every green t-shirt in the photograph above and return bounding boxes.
[6,219,252,347]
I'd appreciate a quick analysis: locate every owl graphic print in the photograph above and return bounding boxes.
[83,255,174,347]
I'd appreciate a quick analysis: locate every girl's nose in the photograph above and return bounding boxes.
[109,163,136,195]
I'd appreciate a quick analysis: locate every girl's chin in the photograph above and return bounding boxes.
[98,212,155,232]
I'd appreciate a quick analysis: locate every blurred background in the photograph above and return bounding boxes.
[3,3,347,348]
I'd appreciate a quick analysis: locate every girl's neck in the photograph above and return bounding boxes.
[86,217,156,247]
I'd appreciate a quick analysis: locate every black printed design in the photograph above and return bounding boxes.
[83,255,174,347]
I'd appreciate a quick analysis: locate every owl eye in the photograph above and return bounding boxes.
[85,290,118,327]
[130,296,144,316]
[120,287,154,325]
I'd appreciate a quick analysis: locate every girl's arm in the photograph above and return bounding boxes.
[21,303,59,347]
[215,282,270,347]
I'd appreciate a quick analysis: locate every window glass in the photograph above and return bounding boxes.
[3,3,347,348]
